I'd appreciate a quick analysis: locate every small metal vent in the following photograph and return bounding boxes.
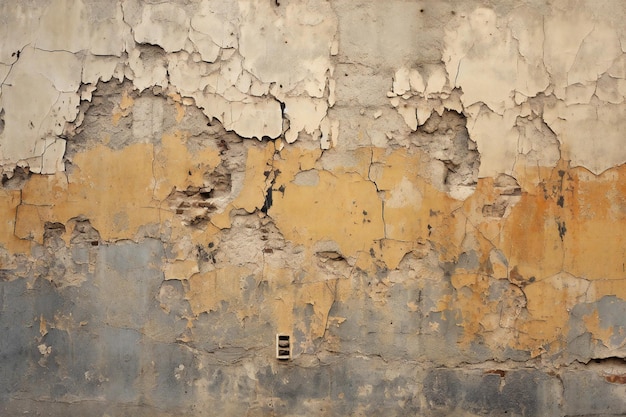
[276,334,291,360]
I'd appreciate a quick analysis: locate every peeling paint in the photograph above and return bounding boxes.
[1,1,626,415]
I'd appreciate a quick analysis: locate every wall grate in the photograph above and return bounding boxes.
[276,334,291,360]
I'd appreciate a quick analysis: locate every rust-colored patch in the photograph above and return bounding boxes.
[484,369,507,377]
[604,374,626,384]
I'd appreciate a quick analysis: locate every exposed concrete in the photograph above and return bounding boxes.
[1,0,626,415]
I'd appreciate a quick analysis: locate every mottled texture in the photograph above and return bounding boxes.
[1,0,626,415]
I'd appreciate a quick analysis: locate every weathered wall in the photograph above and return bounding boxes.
[1,0,626,416]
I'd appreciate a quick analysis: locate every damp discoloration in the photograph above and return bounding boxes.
[1,0,625,415]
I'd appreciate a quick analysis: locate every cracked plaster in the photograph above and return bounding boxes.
[0,0,338,174]
[389,3,626,177]
[1,0,626,415]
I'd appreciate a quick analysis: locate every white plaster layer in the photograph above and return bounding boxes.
[0,0,338,174]
[389,4,626,177]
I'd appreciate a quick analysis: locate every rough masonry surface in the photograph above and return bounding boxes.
[1,0,626,416]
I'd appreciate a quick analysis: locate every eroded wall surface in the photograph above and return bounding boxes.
[1,0,626,416]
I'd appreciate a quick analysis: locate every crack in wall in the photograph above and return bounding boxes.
[0,1,625,415]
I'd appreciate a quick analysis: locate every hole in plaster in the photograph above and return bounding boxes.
[316,251,345,261]
[196,244,215,264]
[43,222,66,243]
[484,369,507,378]
[68,218,101,245]
[204,165,232,198]
[482,174,522,217]
[276,334,291,360]
[482,201,507,217]
[592,358,626,364]
[410,110,480,198]
[1,166,31,189]
[557,220,567,240]
[167,164,232,226]
[261,187,273,214]
[494,174,522,196]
